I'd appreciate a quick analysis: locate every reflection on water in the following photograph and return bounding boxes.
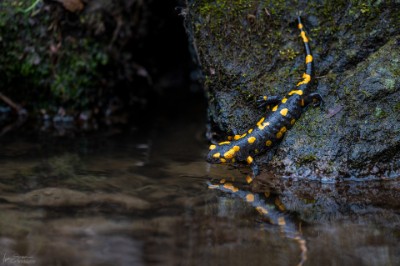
[207,180,308,266]
[0,103,400,266]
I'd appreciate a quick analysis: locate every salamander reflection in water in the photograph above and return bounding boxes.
[208,179,307,266]
[206,16,322,179]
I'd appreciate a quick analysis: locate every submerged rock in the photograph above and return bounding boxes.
[2,187,151,210]
[185,0,400,179]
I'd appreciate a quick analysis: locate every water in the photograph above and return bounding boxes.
[0,101,399,266]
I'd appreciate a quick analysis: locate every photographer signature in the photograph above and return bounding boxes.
[2,253,36,265]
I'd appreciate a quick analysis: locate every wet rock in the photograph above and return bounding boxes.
[2,187,151,210]
[34,154,82,179]
[186,0,400,179]
[254,175,400,227]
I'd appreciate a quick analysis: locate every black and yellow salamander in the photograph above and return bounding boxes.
[206,16,322,179]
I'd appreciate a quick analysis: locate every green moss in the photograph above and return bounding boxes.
[348,1,379,17]
[299,154,317,164]
[394,102,400,112]
[193,0,290,78]
[301,197,316,204]
[374,107,388,119]
[279,48,298,61]
[50,41,108,104]
[384,78,396,93]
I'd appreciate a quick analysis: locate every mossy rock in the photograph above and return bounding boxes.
[186,0,400,179]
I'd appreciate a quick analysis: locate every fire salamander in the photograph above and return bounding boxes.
[206,16,322,179]
[208,179,307,266]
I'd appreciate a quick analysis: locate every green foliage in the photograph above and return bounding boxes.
[17,0,42,13]
[0,0,109,108]
[50,41,108,104]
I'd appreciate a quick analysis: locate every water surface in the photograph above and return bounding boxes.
[0,102,399,266]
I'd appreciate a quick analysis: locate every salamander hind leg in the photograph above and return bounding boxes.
[257,95,283,109]
[305,92,323,108]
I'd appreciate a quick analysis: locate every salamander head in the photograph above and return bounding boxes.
[206,141,240,164]
[206,143,240,164]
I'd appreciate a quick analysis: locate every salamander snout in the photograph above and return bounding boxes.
[206,143,240,164]
[206,144,224,164]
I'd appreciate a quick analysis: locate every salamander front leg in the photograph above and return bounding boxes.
[257,95,283,109]
[246,155,259,183]
[305,93,323,107]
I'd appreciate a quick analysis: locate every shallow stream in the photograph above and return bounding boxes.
[0,100,399,266]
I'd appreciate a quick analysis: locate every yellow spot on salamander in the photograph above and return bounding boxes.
[281,98,287,103]
[220,179,226,184]
[246,156,253,164]
[256,117,265,126]
[248,128,253,134]
[246,175,253,184]
[213,153,220,158]
[227,136,233,141]
[256,206,268,215]
[278,217,286,226]
[296,73,311,86]
[247,136,256,144]
[233,133,247,140]
[263,95,267,100]
[223,145,240,159]
[289,89,304,96]
[290,118,296,125]
[276,132,283,139]
[280,126,287,133]
[275,198,286,211]
[218,141,230,145]
[258,122,270,130]
[220,158,226,163]
[298,23,303,29]
[280,108,288,116]
[246,193,255,203]
[300,31,308,43]
[209,144,216,150]
[223,183,239,193]
[266,140,272,146]
[306,55,313,64]
[272,105,278,111]
[224,149,235,159]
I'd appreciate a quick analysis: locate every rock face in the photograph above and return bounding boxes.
[185,0,400,180]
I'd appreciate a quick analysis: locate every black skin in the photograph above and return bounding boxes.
[206,16,322,179]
